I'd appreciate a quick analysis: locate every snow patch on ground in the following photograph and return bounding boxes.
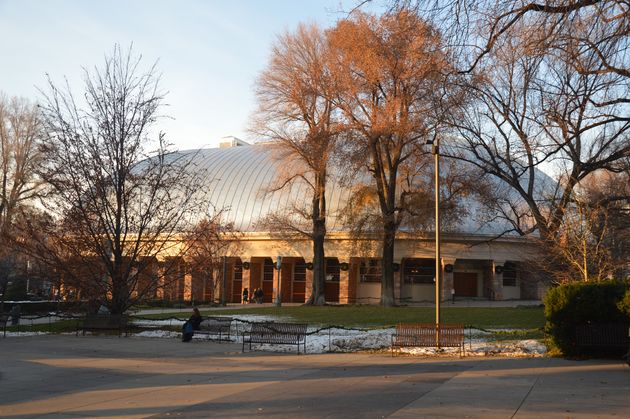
[5,317,547,357]
[3,331,49,337]
[129,320,547,357]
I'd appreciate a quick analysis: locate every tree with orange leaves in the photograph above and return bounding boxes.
[252,23,341,305]
[328,10,458,306]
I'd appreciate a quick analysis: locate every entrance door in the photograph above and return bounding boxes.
[262,258,274,303]
[325,258,340,302]
[231,261,243,303]
[454,272,477,297]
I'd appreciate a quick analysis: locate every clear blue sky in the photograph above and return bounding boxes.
[0,0,385,150]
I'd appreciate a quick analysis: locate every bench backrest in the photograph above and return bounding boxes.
[250,322,307,343]
[576,323,629,345]
[396,323,464,345]
[83,314,128,328]
[199,317,232,332]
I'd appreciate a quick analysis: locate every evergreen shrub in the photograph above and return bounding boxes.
[544,280,629,356]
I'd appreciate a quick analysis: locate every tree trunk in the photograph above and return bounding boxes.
[306,173,327,306]
[307,217,327,305]
[380,223,396,306]
[110,267,129,315]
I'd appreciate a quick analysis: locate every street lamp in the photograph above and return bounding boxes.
[275,256,282,307]
[427,137,441,347]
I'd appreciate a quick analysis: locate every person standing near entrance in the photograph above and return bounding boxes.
[451,288,455,304]
[242,288,249,304]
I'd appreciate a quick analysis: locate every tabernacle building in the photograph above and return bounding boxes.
[159,139,545,305]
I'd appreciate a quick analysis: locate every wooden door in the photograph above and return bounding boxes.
[454,272,477,297]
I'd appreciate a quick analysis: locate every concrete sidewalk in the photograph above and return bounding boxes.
[0,335,628,418]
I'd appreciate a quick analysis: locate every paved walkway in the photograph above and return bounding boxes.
[0,335,628,418]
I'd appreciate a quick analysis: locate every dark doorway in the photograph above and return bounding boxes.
[262,258,274,303]
[325,258,340,302]
[454,272,477,297]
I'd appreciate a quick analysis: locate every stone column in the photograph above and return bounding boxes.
[156,265,165,300]
[242,260,251,299]
[348,259,358,304]
[393,260,402,304]
[492,260,505,301]
[442,258,456,302]
[339,267,350,304]
[184,271,192,302]
[273,263,281,305]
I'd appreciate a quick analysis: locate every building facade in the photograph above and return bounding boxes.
[154,141,546,305]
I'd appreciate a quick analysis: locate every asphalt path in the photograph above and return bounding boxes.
[0,335,628,418]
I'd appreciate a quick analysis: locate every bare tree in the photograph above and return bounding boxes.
[536,167,630,283]
[0,94,42,307]
[184,211,241,304]
[252,23,340,305]
[32,45,207,314]
[400,1,628,78]
[581,168,630,276]
[448,16,629,281]
[328,9,458,306]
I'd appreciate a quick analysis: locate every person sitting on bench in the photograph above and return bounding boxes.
[182,307,203,342]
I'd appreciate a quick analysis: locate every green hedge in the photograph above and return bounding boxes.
[544,280,630,356]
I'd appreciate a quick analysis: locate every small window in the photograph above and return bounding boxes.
[234,261,242,281]
[263,258,274,282]
[360,259,381,283]
[502,262,517,287]
[294,263,306,282]
[325,259,340,282]
[403,259,435,284]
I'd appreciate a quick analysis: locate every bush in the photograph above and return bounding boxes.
[544,280,629,356]
[617,289,630,317]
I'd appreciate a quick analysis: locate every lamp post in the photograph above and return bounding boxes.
[275,256,282,307]
[428,137,441,347]
[221,256,227,306]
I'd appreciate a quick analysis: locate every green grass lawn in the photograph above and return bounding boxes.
[6,305,545,340]
[139,305,545,330]
[5,319,79,334]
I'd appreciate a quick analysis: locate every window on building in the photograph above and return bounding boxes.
[360,259,381,283]
[403,259,435,284]
[502,262,517,287]
[263,258,274,282]
[234,260,242,281]
[294,263,306,282]
[325,259,340,282]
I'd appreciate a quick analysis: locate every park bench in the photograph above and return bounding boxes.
[242,322,308,354]
[1,313,8,337]
[77,314,130,337]
[575,323,629,353]
[195,317,233,342]
[391,323,465,357]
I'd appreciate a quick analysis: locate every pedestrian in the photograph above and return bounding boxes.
[10,304,21,326]
[242,287,249,304]
[451,288,455,304]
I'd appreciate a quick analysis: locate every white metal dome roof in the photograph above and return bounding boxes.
[176,142,553,237]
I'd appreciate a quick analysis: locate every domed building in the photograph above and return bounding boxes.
[162,138,545,305]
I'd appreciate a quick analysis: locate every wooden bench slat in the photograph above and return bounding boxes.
[392,323,465,357]
[77,314,129,337]
[195,317,233,342]
[575,323,629,348]
[243,322,308,354]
